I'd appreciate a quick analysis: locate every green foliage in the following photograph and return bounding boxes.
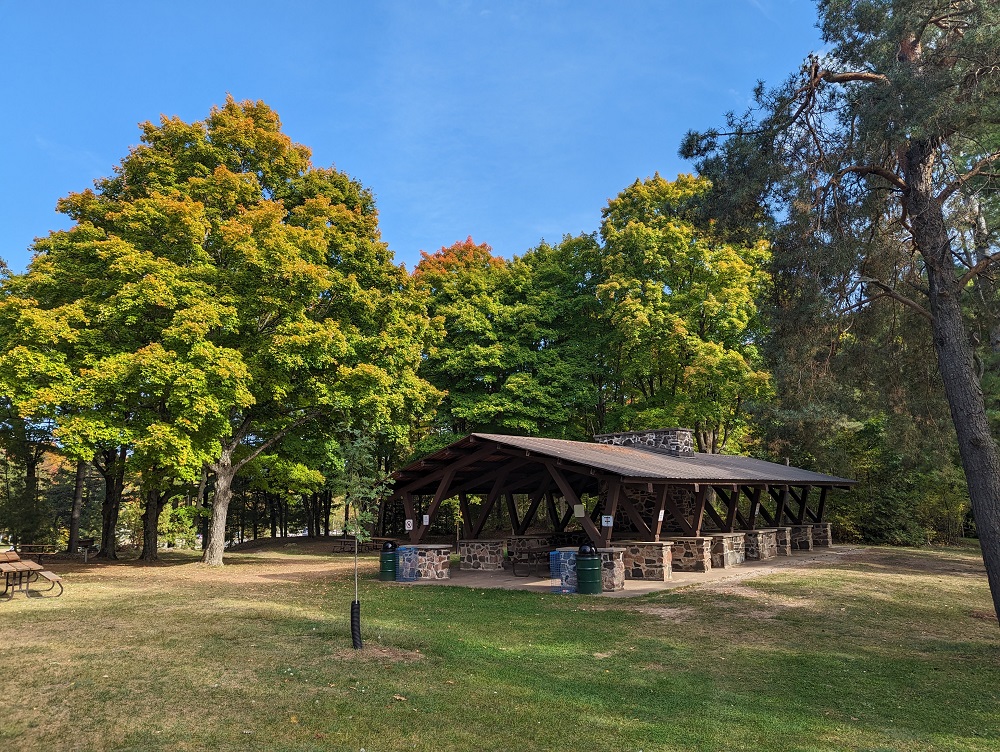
[596,174,772,450]
[0,96,439,561]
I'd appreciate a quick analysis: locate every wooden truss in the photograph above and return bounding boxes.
[385,435,845,546]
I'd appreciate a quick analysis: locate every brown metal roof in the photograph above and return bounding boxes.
[471,433,856,486]
[390,432,855,497]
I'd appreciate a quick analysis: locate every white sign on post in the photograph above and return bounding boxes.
[404,519,414,531]
[573,504,585,518]
[658,510,665,522]
[601,515,614,528]
[422,514,430,526]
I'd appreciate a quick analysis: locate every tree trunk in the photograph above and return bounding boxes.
[140,488,167,562]
[67,459,86,553]
[905,141,1000,620]
[203,454,235,566]
[94,447,126,560]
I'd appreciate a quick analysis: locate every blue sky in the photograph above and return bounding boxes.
[1,1,823,273]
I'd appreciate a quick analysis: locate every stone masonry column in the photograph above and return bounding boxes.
[790,524,814,551]
[744,529,778,560]
[775,527,793,556]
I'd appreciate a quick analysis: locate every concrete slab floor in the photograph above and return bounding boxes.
[384,546,867,598]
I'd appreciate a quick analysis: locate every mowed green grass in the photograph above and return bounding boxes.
[1,543,997,752]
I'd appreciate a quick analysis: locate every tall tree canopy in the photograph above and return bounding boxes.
[0,97,437,564]
[596,174,772,451]
[683,0,1000,615]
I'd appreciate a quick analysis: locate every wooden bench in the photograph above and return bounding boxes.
[1,551,64,598]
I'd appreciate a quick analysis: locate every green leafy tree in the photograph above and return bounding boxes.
[596,174,772,451]
[2,97,437,565]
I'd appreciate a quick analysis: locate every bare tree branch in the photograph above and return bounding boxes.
[939,151,1000,202]
[958,252,1000,289]
[860,277,933,321]
[830,164,909,193]
[821,70,891,86]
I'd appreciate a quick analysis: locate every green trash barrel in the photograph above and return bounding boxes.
[379,542,397,581]
[576,545,602,595]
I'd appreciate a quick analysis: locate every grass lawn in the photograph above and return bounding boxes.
[1,541,998,751]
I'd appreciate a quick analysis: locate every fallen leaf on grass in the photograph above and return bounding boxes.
[393,694,407,701]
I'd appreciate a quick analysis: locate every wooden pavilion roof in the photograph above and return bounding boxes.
[390,432,856,498]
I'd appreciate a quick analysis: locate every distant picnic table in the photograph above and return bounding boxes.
[1,551,63,598]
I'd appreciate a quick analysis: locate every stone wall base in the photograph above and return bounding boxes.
[775,527,793,556]
[598,548,626,591]
[459,539,504,570]
[744,529,778,560]
[665,537,712,572]
[791,524,814,551]
[709,533,746,568]
[812,522,833,547]
[620,541,673,581]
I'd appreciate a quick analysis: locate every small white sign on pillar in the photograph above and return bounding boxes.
[422,514,430,526]
[658,510,665,522]
[601,515,614,528]
[573,504,585,518]
[404,519,414,531]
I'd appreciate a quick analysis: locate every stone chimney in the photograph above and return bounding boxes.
[593,428,695,456]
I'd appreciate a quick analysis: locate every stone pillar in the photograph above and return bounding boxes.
[790,525,814,551]
[744,529,778,561]
[812,522,833,547]
[708,532,746,569]
[459,539,505,570]
[774,527,793,556]
[620,541,673,581]
[415,544,452,579]
[597,547,626,591]
[665,537,713,572]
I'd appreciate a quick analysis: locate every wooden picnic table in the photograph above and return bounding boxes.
[511,546,556,577]
[0,551,63,597]
[15,544,60,564]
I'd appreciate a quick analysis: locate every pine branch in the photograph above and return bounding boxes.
[859,278,933,321]
[939,151,1000,202]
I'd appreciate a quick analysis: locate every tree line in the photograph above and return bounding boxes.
[1,3,998,606]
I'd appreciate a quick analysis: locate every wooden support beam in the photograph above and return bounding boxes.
[702,491,728,532]
[661,487,696,536]
[744,486,764,529]
[504,492,521,533]
[449,457,531,497]
[692,485,708,536]
[394,444,500,496]
[545,464,603,547]
[721,487,740,532]
[769,486,789,527]
[815,487,829,522]
[652,484,668,541]
[618,486,654,540]
[458,493,473,538]
[416,468,457,543]
[789,486,811,524]
[471,470,509,538]
[602,478,623,546]
[402,492,418,543]
[545,491,560,529]
[516,480,549,535]
[558,504,574,532]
